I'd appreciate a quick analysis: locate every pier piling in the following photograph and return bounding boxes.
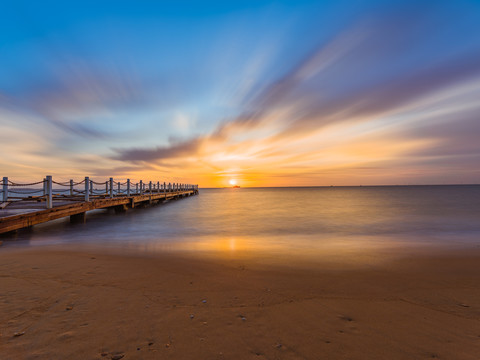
[2,177,8,202]
[46,176,53,209]
[85,177,90,202]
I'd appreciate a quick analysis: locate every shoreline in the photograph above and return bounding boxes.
[1,245,479,359]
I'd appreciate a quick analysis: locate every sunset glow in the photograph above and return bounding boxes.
[1,1,480,187]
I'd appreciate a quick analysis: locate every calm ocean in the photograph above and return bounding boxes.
[4,186,480,255]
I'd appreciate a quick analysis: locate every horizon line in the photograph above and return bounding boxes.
[206,183,480,189]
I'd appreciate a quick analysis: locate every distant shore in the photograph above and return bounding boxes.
[1,245,479,359]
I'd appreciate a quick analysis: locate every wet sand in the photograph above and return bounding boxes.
[1,245,479,359]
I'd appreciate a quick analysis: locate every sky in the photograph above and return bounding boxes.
[1,0,480,187]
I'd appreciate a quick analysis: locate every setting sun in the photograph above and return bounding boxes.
[229,179,237,186]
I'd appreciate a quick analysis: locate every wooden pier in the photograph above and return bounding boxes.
[0,176,198,235]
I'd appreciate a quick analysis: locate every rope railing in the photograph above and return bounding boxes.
[8,189,45,195]
[52,180,71,186]
[7,180,45,187]
[52,188,71,194]
[1,176,199,209]
[50,179,86,186]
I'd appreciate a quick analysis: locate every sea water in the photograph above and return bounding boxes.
[3,186,480,256]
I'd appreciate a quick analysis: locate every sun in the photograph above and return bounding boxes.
[229,179,237,186]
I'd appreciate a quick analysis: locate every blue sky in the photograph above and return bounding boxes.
[1,0,480,186]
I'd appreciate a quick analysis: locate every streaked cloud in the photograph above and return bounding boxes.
[112,138,204,162]
[1,0,480,186]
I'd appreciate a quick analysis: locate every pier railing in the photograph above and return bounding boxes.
[1,176,198,209]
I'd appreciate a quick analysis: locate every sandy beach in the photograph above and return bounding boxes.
[1,245,479,360]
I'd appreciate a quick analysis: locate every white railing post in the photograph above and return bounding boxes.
[85,177,90,202]
[136,183,138,195]
[164,182,166,193]
[46,175,53,209]
[149,181,152,194]
[157,181,160,193]
[70,180,73,196]
[90,180,93,196]
[109,178,113,198]
[140,180,143,195]
[2,177,8,202]
[127,179,131,196]
[117,181,121,196]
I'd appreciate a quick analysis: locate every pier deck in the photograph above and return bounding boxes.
[0,176,198,235]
